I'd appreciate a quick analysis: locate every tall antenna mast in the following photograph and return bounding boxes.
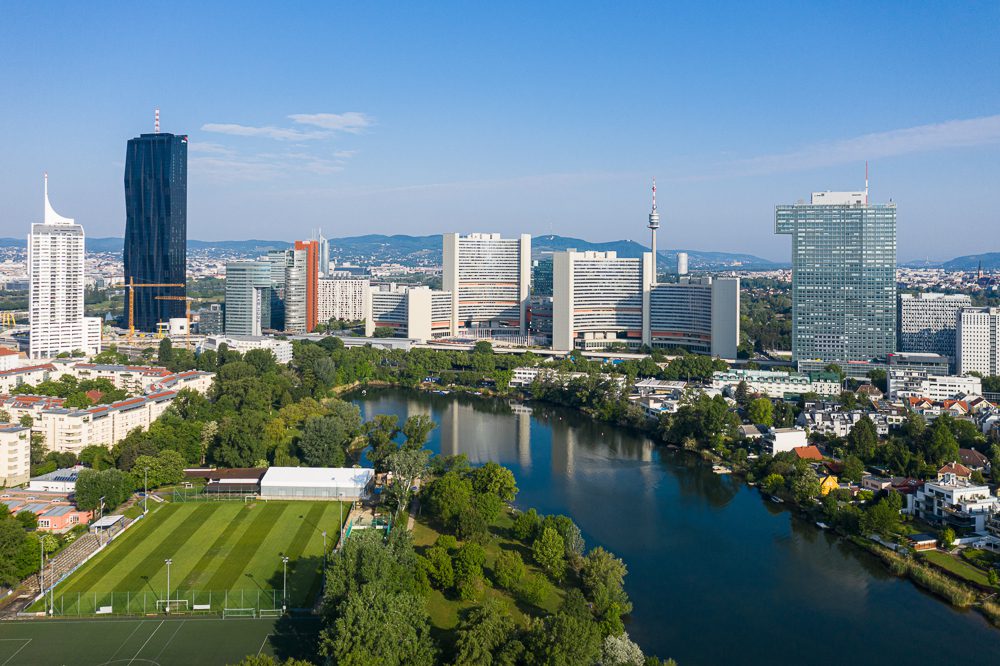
[155,108,160,134]
[647,178,660,286]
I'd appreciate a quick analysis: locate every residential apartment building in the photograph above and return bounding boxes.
[712,369,841,398]
[552,251,652,352]
[225,261,272,336]
[775,190,896,365]
[28,176,101,359]
[763,427,808,455]
[200,335,293,364]
[957,307,1000,376]
[898,293,971,366]
[798,408,891,437]
[443,233,531,335]
[911,471,998,533]
[37,391,178,455]
[887,370,982,401]
[317,276,369,323]
[648,276,740,359]
[0,364,57,393]
[0,425,30,487]
[195,304,224,335]
[365,285,453,343]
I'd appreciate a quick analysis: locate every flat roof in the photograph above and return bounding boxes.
[92,515,124,529]
[260,467,374,489]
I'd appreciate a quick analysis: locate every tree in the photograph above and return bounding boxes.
[513,508,541,542]
[132,450,185,488]
[846,416,878,461]
[386,448,430,519]
[824,363,845,381]
[524,610,602,666]
[600,632,645,666]
[158,338,174,365]
[299,415,352,467]
[423,471,473,527]
[582,546,632,617]
[747,398,774,427]
[867,369,888,393]
[734,381,750,406]
[471,462,518,502]
[532,526,566,581]
[19,414,33,428]
[791,468,821,502]
[0,517,27,587]
[227,656,314,666]
[15,511,38,531]
[321,581,436,666]
[493,549,526,591]
[74,468,134,511]
[454,542,487,600]
[401,414,436,449]
[453,598,517,666]
[761,473,784,495]
[421,546,454,590]
[373,326,395,338]
[860,498,899,536]
[78,445,114,471]
[842,455,865,484]
[364,414,401,473]
[940,527,956,550]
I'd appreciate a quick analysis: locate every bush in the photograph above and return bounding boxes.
[435,534,459,552]
[423,546,454,590]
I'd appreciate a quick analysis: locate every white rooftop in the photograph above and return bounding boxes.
[260,467,374,489]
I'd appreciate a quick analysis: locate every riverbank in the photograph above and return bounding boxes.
[348,382,1000,633]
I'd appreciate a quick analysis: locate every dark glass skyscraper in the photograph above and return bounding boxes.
[123,131,187,331]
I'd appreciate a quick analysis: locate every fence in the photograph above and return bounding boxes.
[34,588,285,617]
[171,487,262,503]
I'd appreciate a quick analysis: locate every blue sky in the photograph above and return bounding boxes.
[1,1,998,262]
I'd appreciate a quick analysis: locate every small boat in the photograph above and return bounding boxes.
[712,465,731,475]
[770,496,784,504]
[816,522,831,530]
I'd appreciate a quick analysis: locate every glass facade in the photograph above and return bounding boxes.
[123,133,187,331]
[776,200,896,364]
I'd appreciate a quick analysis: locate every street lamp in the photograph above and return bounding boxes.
[281,556,289,613]
[39,538,45,615]
[143,467,149,514]
[164,558,172,613]
[338,492,345,545]
[321,531,327,572]
[97,496,106,545]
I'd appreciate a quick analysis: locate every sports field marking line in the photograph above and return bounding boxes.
[127,619,164,666]
[256,633,272,656]
[105,620,146,664]
[0,638,31,666]
[151,619,185,661]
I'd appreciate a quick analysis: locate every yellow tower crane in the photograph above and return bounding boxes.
[126,277,185,341]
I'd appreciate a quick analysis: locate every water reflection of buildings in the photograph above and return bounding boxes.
[437,399,528,467]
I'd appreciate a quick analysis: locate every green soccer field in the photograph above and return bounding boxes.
[35,501,349,616]
[0,616,321,665]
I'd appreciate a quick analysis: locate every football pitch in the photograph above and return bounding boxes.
[0,616,321,665]
[35,500,349,616]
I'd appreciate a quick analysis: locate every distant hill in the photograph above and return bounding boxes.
[901,252,1000,271]
[941,252,1000,271]
[0,233,777,269]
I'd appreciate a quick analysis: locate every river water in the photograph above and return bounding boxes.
[352,388,1000,665]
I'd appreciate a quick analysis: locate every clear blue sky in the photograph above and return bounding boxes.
[1,1,998,262]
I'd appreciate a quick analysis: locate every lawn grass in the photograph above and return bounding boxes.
[922,550,999,590]
[36,501,349,615]
[414,508,565,631]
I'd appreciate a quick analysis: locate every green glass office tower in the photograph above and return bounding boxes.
[775,191,896,365]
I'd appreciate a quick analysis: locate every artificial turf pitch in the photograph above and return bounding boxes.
[35,501,349,616]
[0,616,321,665]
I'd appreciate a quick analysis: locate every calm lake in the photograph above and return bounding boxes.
[352,388,1000,665]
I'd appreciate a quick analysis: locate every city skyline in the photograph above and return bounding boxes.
[1,3,999,262]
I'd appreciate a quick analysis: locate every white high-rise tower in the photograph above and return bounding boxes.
[28,175,101,359]
[648,178,660,285]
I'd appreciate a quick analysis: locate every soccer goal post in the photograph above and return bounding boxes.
[258,608,283,618]
[155,599,189,613]
[223,607,256,619]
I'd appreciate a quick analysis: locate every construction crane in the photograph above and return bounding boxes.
[154,295,194,349]
[126,277,185,341]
